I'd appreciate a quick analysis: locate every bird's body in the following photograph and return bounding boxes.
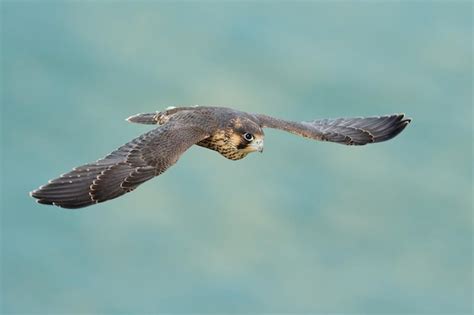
[31,106,411,209]
[130,106,264,160]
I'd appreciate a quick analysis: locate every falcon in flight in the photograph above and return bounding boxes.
[31,106,411,209]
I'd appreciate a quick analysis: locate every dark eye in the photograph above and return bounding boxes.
[243,133,254,142]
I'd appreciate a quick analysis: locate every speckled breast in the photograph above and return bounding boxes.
[196,131,247,161]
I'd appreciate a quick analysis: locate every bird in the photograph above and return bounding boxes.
[30,106,411,209]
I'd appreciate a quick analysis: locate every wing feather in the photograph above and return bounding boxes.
[31,121,209,209]
[256,113,410,145]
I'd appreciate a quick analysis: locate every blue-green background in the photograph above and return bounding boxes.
[1,1,472,313]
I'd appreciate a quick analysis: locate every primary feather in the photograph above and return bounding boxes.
[255,113,410,145]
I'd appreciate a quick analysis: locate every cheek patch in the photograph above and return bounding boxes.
[237,141,247,150]
[229,133,245,149]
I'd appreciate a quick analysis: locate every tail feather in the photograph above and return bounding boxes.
[126,112,159,125]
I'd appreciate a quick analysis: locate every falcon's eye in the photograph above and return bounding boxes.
[243,133,254,142]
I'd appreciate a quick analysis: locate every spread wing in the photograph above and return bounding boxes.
[255,113,411,145]
[30,122,209,209]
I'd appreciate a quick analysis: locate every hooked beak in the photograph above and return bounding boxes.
[252,139,264,153]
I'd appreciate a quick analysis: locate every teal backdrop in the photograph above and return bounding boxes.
[1,1,472,313]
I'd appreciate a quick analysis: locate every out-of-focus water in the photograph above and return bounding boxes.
[1,1,472,313]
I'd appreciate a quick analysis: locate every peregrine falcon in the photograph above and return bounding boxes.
[30,106,411,209]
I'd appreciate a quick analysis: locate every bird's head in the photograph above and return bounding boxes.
[220,117,264,160]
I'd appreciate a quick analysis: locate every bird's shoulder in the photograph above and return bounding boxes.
[159,106,251,129]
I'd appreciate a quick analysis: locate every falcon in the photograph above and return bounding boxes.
[30,106,411,209]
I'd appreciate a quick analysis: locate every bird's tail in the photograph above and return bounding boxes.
[126,112,159,125]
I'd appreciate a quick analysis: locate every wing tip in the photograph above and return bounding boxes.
[30,185,91,209]
[398,113,412,128]
[30,186,53,206]
[30,187,42,199]
[30,188,55,207]
[373,114,411,143]
[395,113,412,123]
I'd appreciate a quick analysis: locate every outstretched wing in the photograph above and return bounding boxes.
[31,122,209,209]
[255,113,411,145]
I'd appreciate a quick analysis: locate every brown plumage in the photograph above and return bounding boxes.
[30,106,411,209]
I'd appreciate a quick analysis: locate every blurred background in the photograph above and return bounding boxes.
[1,1,472,313]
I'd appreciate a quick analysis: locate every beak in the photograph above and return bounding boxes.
[253,139,264,153]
